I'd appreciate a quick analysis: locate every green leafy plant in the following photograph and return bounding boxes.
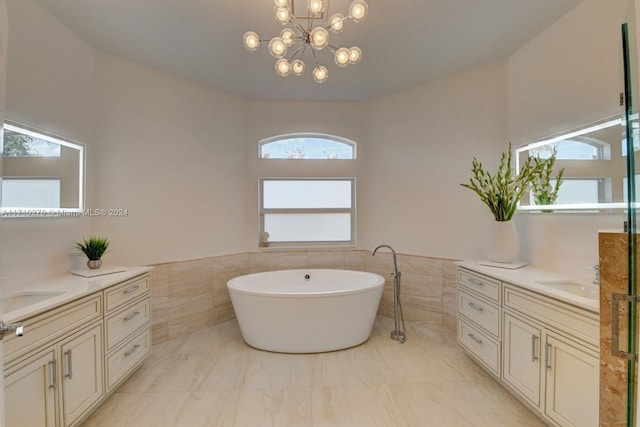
[461,144,545,221]
[530,148,565,206]
[74,236,110,260]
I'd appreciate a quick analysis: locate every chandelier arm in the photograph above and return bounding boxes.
[326,44,338,53]
[289,15,306,33]
[288,43,306,61]
[310,47,320,66]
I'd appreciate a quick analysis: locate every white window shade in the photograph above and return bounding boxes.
[263,180,352,208]
[260,178,355,246]
[2,179,61,208]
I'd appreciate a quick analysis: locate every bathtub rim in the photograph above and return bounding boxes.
[227,269,385,298]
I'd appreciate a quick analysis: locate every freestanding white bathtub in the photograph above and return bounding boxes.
[227,269,385,353]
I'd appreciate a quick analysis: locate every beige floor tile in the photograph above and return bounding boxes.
[390,380,546,427]
[310,384,408,427]
[232,388,312,426]
[83,317,544,427]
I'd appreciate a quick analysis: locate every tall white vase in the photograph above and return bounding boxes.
[487,220,520,263]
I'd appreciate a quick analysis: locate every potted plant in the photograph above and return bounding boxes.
[75,236,110,269]
[530,148,565,209]
[461,144,544,263]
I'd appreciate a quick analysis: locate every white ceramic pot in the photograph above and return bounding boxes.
[487,220,520,263]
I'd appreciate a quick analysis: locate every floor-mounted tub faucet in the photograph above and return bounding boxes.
[372,244,406,343]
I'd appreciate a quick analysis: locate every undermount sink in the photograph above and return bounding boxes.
[0,291,65,313]
[536,280,599,299]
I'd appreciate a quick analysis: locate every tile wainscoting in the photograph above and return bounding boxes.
[149,250,459,345]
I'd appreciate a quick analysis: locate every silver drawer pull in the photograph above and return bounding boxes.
[124,311,141,322]
[123,285,140,294]
[531,335,539,362]
[64,349,73,380]
[545,342,552,370]
[467,333,483,345]
[467,302,483,312]
[468,278,483,286]
[124,344,141,357]
[49,359,57,390]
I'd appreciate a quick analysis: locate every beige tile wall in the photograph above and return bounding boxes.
[149,250,458,344]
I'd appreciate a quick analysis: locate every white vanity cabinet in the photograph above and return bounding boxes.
[457,266,600,427]
[2,270,152,427]
[457,269,502,376]
[103,274,151,393]
[3,294,103,427]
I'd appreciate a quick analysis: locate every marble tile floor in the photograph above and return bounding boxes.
[82,317,544,427]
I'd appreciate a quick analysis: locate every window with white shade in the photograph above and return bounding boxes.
[259,178,355,246]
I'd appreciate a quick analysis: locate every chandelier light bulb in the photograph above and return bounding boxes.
[329,13,345,33]
[334,48,350,67]
[275,58,292,77]
[275,7,291,24]
[273,0,288,7]
[309,0,324,15]
[242,31,261,51]
[268,37,288,58]
[349,0,368,23]
[313,65,328,83]
[310,27,329,50]
[280,28,296,46]
[348,46,362,64]
[291,59,305,76]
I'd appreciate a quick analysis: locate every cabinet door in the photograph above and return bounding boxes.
[60,323,104,427]
[4,349,58,427]
[544,332,599,427]
[502,312,542,408]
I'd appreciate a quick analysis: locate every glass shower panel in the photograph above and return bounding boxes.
[623,2,640,424]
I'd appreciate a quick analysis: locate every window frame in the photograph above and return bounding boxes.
[258,177,356,248]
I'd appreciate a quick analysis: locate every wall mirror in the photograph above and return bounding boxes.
[1,121,84,217]
[515,116,636,212]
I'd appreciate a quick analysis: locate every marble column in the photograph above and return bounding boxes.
[599,231,635,426]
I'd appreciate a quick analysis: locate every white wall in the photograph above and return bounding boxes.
[91,53,248,265]
[364,61,509,259]
[1,0,632,288]
[0,0,94,289]
[0,0,8,422]
[508,0,628,281]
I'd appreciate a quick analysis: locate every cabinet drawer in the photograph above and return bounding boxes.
[458,318,500,376]
[503,284,599,348]
[458,290,501,338]
[106,328,150,392]
[4,294,102,364]
[105,296,151,352]
[104,274,150,313]
[458,269,501,303]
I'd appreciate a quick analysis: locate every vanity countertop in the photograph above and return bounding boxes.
[455,261,599,314]
[0,266,153,324]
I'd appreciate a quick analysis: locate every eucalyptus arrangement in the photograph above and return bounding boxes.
[530,148,565,207]
[75,236,110,269]
[461,144,545,221]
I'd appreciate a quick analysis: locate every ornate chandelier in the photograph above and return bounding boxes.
[242,0,369,84]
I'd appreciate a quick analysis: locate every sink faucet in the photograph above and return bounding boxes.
[588,265,599,285]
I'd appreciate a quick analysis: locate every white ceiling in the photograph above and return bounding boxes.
[32,0,582,102]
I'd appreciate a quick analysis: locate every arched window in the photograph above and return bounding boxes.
[257,133,357,247]
[259,133,356,159]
